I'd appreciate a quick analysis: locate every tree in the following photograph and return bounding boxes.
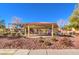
[57,19,68,29]
[63,24,72,30]
[61,4,79,30]
[0,19,5,28]
[67,4,79,30]
[12,16,21,29]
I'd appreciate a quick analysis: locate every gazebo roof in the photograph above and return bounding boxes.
[22,22,58,28]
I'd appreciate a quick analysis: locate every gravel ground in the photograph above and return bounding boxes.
[0,36,76,49]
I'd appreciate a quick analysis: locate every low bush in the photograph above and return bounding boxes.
[3,32,9,36]
[39,39,44,43]
[16,33,22,38]
[44,41,52,46]
[51,36,58,42]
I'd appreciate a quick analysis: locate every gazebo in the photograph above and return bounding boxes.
[22,22,58,37]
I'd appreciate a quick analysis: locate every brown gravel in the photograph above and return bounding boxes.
[0,36,76,49]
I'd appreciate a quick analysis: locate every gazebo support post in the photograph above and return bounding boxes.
[51,24,54,37]
[28,25,30,37]
[24,28,27,36]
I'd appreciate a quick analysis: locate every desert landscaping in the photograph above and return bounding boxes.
[0,35,78,49]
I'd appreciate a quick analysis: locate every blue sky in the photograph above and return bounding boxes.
[0,3,75,27]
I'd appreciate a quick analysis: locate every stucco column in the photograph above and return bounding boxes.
[28,25,30,37]
[51,24,53,37]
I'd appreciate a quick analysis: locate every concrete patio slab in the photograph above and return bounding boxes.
[14,49,30,55]
[28,49,47,55]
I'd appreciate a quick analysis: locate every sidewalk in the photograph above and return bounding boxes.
[0,49,79,55]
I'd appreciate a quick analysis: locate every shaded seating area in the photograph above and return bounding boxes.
[22,22,58,38]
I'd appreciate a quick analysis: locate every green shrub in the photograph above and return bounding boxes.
[3,32,8,36]
[12,32,16,36]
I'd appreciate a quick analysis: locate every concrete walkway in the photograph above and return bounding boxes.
[0,49,79,55]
